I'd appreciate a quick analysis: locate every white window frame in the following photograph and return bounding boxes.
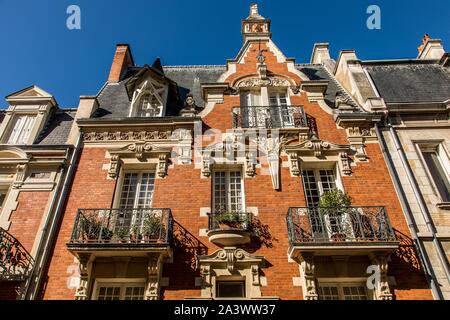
[301,164,344,207]
[240,90,262,107]
[5,114,37,145]
[92,278,147,300]
[415,141,450,203]
[212,169,246,213]
[317,281,372,300]
[114,170,156,209]
[215,279,246,299]
[129,77,168,118]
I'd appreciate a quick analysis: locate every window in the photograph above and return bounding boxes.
[119,172,155,209]
[137,93,162,117]
[213,170,244,212]
[6,115,36,144]
[302,168,337,207]
[216,281,245,298]
[419,144,450,202]
[318,283,368,300]
[269,90,294,127]
[240,90,261,107]
[95,282,145,300]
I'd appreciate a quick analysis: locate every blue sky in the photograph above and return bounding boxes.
[1,0,449,107]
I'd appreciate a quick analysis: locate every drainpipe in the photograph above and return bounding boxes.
[22,134,82,300]
[375,123,445,300]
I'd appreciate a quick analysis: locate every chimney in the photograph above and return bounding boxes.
[417,34,445,60]
[241,4,271,42]
[311,43,331,64]
[108,44,135,82]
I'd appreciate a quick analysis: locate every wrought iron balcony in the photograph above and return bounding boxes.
[207,211,253,246]
[232,105,307,129]
[286,206,398,256]
[68,208,173,251]
[0,227,34,281]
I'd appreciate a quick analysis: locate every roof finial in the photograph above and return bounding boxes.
[247,3,264,20]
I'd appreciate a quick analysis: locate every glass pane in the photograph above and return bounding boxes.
[97,286,121,300]
[423,151,450,202]
[119,173,138,208]
[124,286,145,300]
[216,281,245,298]
[213,172,227,212]
[318,286,340,300]
[342,286,368,300]
[302,170,320,206]
[229,171,242,212]
[137,173,155,208]
[319,170,336,193]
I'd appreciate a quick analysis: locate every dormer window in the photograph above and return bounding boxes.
[6,115,36,145]
[129,77,168,118]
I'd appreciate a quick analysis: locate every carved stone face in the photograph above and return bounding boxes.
[185,95,195,109]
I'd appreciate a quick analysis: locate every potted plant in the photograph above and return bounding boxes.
[116,227,129,243]
[142,217,165,241]
[215,212,242,230]
[80,218,101,242]
[318,189,352,242]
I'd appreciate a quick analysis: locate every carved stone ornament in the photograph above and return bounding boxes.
[75,253,91,300]
[245,152,256,177]
[12,164,27,188]
[259,136,281,189]
[83,130,172,142]
[301,254,318,300]
[145,254,164,300]
[202,154,212,177]
[197,247,264,274]
[157,154,169,178]
[369,254,393,300]
[289,152,300,176]
[305,139,330,157]
[236,77,291,88]
[340,152,352,176]
[108,155,121,179]
[128,142,153,160]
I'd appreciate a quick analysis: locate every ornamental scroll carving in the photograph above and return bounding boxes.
[236,77,291,88]
[198,248,264,274]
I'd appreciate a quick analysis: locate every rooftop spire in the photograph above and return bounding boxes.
[241,4,271,42]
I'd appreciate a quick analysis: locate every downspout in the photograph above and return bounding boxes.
[375,123,444,300]
[385,121,450,286]
[22,133,82,299]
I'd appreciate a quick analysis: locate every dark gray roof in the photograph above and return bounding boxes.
[365,62,450,103]
[162,65,226,108]
[296,64,356,108]
[36,110,76,145]
[94,65,226,119]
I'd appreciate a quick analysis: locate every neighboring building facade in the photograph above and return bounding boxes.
[333,35,450,299]
[0,86,78,299]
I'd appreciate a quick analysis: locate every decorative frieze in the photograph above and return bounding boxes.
[83,130,173,142]
[236,77,291,88]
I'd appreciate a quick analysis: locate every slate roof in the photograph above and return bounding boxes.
[365,62,450,103]
[296,64,358,108]
[93,63,355,119]
[36,109,76,145]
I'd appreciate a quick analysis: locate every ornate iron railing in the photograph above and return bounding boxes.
[69,208,173,244]
[232,105,307,129]
[286,206,397,244]
[0,227,34,281]
[208,211,252,232]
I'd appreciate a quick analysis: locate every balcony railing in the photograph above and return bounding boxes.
[286,206,397,245]
[69,208,173,245]
[232,105,307,129]
[208,211,253,232]
[0,227,34,281]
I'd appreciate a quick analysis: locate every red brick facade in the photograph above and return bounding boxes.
[39,38,432,300]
